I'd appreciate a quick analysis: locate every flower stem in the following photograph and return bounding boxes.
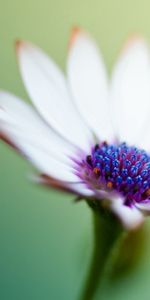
[79,208,124,300]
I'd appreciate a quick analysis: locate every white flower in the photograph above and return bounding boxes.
[1,28,150,230]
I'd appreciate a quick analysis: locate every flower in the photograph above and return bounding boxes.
[1,28,150,230]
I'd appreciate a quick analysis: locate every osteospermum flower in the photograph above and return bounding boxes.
[1,29,150,230]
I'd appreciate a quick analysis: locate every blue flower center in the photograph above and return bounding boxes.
[83,142,150,205]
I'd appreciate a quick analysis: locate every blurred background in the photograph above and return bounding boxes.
[1,0,150,299]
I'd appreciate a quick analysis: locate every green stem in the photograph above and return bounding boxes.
[79,208,124,300]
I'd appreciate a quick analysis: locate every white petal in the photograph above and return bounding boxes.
[110,37,150,145]
[135,202,150,215]
[0,92,80,182]
[66,182,95,197]
[1,126,79,182]
[0,91,77,165]
[67,28,114,142]
[16,40,93,152]
[111,197,144,230]
[32,174,94,197]
[137,121,150,152]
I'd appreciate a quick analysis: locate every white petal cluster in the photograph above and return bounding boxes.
[1,29,150,229]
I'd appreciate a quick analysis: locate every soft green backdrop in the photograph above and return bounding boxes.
[1,0,150,299]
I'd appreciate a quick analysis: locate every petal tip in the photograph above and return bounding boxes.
[121,34,146,55]
[69,26,83,49]
[15,40,30,53]
[15,40,22,51]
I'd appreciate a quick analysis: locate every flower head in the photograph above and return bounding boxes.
[1,29,150,230]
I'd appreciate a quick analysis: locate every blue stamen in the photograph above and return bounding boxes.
[83,142,150,205]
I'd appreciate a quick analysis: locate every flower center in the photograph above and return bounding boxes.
[78,142,150,205]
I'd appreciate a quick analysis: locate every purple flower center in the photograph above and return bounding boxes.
[79,142,150,205]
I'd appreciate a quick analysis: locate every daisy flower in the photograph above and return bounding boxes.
[0,28,150,230]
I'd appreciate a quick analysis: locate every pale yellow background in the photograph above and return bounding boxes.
[0,1,150,299]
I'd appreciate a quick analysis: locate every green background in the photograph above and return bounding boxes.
[1,0,150,299]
